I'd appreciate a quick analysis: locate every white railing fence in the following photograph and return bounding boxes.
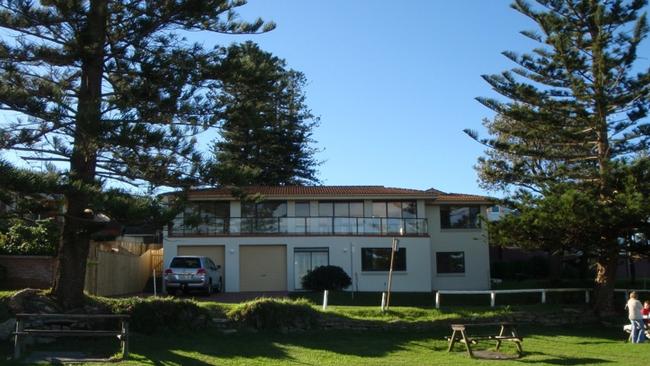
[435,288,650,309]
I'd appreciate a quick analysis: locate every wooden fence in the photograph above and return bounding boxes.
[84,241,163,297]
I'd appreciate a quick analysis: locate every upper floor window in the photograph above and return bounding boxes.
[372,201,417,218]
[318,201,364,217]
[172,201,229,234]
[295,201,310,217]
[242,201,287,217]
[440,206,481,229]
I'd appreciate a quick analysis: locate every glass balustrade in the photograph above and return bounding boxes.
[169,217,428,236]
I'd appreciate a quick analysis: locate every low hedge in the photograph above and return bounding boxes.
[93,296,211,334]
[227,297,319,330]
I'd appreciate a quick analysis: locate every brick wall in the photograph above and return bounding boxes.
[0,255,56,289]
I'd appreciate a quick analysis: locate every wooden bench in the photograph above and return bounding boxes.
[13,313,130,360]
[447,322,523,358]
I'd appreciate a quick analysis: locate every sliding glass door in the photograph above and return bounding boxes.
[294,248,329,290]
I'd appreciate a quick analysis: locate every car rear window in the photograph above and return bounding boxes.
[170,257,201,268]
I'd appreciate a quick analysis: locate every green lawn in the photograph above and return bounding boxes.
[1,325,644,365]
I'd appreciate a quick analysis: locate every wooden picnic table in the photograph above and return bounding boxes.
[13,313,130,360]
[447,322,523,358]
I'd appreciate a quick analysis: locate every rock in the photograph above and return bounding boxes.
[0,318,16,341]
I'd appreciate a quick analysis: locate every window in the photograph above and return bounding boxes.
[436,252,465,274]
[372,202,387,217]
[170,257,201,269]
[242,201,287,217]
[349,202,364,217]
[294,248,329,289]
[318,202,333,216]
[295,201,311,217]
[491,205,500,213]
[294,201,311,234]
[371,201,418,218]
[440,206,481,229]
[241,201,287,233]
[172,201,229,234]
[361,248,406,271]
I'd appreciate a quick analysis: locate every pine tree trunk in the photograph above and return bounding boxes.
[51,0,107,309]
[594,250,619,315]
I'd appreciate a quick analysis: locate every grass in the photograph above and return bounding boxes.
[0,325,646,365]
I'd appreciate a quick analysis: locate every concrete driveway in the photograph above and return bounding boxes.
[170,291,290,303]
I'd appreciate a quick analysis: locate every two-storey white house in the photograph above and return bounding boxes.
[162,186,492,292]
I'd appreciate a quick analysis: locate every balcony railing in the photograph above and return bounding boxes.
[168,216,428,237]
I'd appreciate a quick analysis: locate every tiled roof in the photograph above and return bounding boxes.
[434,192,493,203]
[186,185,431,197]
[164,185,493,203]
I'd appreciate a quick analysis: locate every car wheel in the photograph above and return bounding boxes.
[166,288,176,296]
[205,279,213,296]
[216,278,223,293]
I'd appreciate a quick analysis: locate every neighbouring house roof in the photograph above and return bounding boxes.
[433,192,494,204]
[162,185,494,204]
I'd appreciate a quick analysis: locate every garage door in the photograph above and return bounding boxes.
[239,245,287,292]
[177,245,225,286]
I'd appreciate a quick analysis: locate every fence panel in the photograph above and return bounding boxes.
[85,242,163,296]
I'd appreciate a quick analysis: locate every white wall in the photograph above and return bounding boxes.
[163,233,432,292]
[426,205,491,290]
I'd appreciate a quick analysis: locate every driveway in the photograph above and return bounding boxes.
[163,291,290,303]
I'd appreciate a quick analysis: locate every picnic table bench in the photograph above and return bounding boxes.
[13,313,130,360]
[447,322,523,358]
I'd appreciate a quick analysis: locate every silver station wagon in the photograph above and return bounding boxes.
[164,256,223,295]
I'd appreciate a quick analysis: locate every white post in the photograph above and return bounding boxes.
[490,291,496,307]
[322,290,329,310]
[153,269,157,297]
[381,292,387,311]
[585,290,590,304]
[541,290,546,304]
[435,291,440,309]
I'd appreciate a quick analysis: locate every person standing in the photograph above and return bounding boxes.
[626,292,645,343]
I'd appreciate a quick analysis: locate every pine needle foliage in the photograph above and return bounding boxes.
[0,0,273,308]
[467,0,650,313]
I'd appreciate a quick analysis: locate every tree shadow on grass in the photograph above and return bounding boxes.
[126,328,441,365]
[518,352,611,365]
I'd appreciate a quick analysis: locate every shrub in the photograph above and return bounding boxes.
[491,256,549,280]
[0,219,59,256]
[0,264,6,284]
[227,298,319,329]
[301,265,352,291]
[94,296,210,334]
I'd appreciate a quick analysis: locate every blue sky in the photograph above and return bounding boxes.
[197,0,644,195]
[2,1,648,196]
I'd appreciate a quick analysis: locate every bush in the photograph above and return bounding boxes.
[227,298,319,329]
[95,296,210,334]
[0,264,6,285]
[301,265,352,291]
[491,256,549,280]
[0,219,59,256]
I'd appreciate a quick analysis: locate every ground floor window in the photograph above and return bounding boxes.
[361,248,406,271]
[436,251,465,274]
[294,248,329,289]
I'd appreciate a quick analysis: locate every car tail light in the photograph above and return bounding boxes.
[197,268,207,275]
